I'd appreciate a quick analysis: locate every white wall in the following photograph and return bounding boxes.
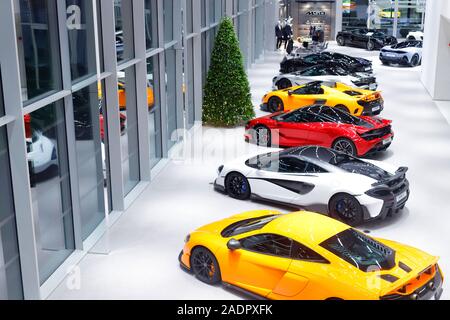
[421,0,450,100]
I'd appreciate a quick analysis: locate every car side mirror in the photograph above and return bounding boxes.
[288,90,294,96]
[227,239,242,251]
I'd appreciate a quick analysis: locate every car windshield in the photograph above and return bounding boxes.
[221,215,280,237]
[320,229,396,272]
[393,41,421,49]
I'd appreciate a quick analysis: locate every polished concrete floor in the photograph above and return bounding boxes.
[49,43,450,300]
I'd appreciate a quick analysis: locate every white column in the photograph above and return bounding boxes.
[421,0,450,100]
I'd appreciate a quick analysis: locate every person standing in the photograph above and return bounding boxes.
[275,21,283,49]
[282,20,293,49]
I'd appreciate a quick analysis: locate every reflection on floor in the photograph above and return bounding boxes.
[49,43,450,300]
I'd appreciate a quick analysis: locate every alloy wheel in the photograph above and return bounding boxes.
[333,139,356,156]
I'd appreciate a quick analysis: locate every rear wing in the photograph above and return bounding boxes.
[372,167,408,187]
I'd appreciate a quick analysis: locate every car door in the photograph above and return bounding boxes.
[276,241,331,299]
[223,234,293,298]
[273,110,312,146]
[285,86,327,110]
[352,29,367,48]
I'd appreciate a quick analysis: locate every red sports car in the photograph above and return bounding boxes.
[245,105,393,157]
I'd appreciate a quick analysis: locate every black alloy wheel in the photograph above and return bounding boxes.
[410,54,420,67]
[329,194,364,226]
[268,97,284,113]
[226,172,251,200]
[190,247,221,285]
[367,41,375,51]
[254,126,272,147]
[337,36,345,46]
[332,138,357,156]
[277,78,292,90]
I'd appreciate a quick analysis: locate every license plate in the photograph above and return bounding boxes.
[365,67,371,71]
[382,137,392,145]
[396,191,407,203]
[372,106,381,112]
[369,84,377,90]
[386,53,396,57]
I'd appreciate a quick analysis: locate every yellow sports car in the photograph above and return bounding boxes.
[379,8,401,19]
[261,81,384,116]
[179,210,444,300]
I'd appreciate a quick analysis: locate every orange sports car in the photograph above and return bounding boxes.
[261,81,384,116]
[180,210,444,300]
[118,81,154,110]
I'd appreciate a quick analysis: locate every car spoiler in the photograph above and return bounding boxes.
[372,167,408,187]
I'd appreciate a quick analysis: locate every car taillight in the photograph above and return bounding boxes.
[184,234,191,243]
[360,92,381,102]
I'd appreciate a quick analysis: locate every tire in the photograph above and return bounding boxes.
[409,54,420,67]
[334,105,351,114]
[253,125,272,147]
[337,36,345,46]
[381,60,390,66]
[366,40,375,51]
[329,194,364,226]
[190,247,222,285]
[268,97,284,113]
[277,78,292,90]
[225,172,251,200]
[407,36,415,41]
[332,138,357,156]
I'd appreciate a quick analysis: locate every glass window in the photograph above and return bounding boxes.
[186,39,195,128]
[145,0,158,50]
[163,0,174,43]
[221,215,280,237]
[321,229,396,272]
[0,126,24,300]
[201,0,207,28]
[16,0,62,103]
[0,71,4,117]
[114,0,134,63]
[96,0,105,72]
[277,157,325,174]
[241,234,293,259]
[26,101,75,284]
[66,0,97,82]
[292,242,328,263]
[118,67,140,195]
[398,1,426,38]
[147,56,162,168]
[72,83,105,240]
[209,0,215,24]
[165,48,177,148]
[186,0,193,34]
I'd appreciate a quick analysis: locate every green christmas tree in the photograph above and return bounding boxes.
[202,17,255,127]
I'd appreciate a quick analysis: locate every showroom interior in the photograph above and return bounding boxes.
[0,0,449,300]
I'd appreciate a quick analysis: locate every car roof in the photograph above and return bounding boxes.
[262,211,350,245]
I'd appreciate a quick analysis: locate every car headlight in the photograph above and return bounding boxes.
[218,165,224,174]
[184,234,191,243]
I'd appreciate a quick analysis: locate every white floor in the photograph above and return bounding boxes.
[49,43,450,300]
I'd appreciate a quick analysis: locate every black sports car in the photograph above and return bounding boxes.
[280,52,373,74]
[336,29,397,51]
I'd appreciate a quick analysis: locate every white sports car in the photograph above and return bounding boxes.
[214,146,409,226]
[27,131,57,174]
[406,31,424,41]
[379,40,422,67]
[272,64,378,91]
